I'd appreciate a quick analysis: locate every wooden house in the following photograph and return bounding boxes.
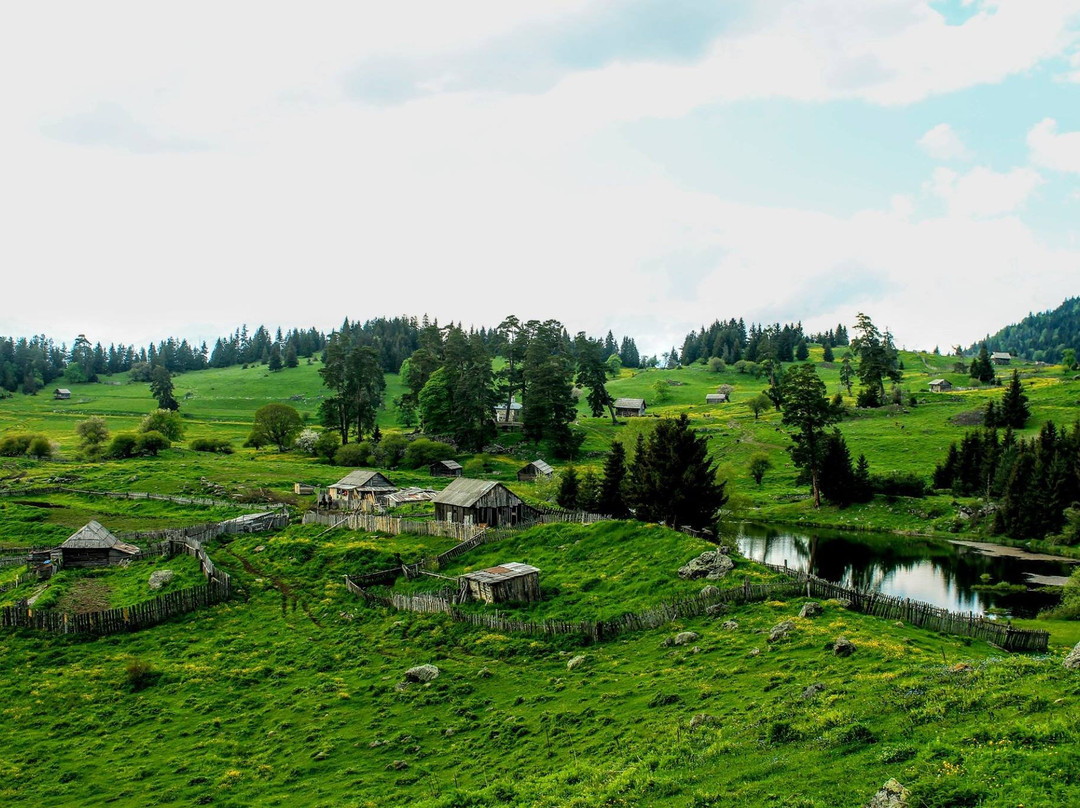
[51,521,140,569]
[929,379,952,393]
[430,459,463,478]
[517,459,554,482]
[462,562,540,604]
[327,470,397,509]
[991,352,1012,365]
[614,397,646,417]
[53,388,71,400]
[705,393,728,404]
[433,478,525,527]
[494,398,522,425]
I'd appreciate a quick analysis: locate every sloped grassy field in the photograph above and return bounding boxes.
[0,520,1078,807]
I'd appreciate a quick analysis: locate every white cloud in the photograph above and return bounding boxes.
[918,123,973,160]
[1028,117,1080,173]
[925,165,1043,217]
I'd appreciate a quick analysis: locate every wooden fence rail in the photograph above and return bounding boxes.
[0,485,276,512]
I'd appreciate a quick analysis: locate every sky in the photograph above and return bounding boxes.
[2,0,1080,357]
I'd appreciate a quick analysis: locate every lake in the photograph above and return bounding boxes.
[736,522,1077,617]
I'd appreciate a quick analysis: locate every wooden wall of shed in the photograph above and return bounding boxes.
[467,572,540,604]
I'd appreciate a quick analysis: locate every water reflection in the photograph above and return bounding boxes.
[737,523,1075,617]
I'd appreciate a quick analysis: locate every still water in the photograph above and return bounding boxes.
[737,522,1077,617]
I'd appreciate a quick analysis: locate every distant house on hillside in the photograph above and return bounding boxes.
[614,397,647,417]
[517,459,554,482]
[433,478,525,527]
[53,388,71,400]
[327,470,396,509]
[991,352,1012,365]
[462,562,540,604]
[51,521,140,569]
[429,459,463,478]
[929,379,952,393]
[705,393,728,404]
[493,398,522,425]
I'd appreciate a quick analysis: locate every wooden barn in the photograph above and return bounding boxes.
[614,397,646,417]
[929,379,952,393]
[327,470,397,509]
[991,352,1012,365]
[462,562,540,604]
[705,393,728,404]
[430,459,463,478]
[51,521,140,569]
[53,388,71,400]
[433,478,525,527]
[517,459,554,482]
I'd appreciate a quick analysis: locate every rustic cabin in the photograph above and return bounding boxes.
[517,459,554,482]
[53,388,71,400]
[494,398,523,425]
[614,397,647,417]
[991,352,1012,365]
[327,470,397,509]
[430,459,463,478]
[929,379,952,393]
[51,521,140,569]
[705,393,728,404]
[462,562,540,604]
[433,478,525,527]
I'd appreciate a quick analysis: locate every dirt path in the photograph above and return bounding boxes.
[221,546,322,628]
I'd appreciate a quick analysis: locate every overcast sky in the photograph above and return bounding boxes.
[2,1,1080,356]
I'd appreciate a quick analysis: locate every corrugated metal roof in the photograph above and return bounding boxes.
[929,379,947,385]
[705,393,727,402]
[60,521,139,555]
[523,459,553,475]
[991,352,1011,360]
[331,469,395,489]
[434,460,463,470]
[614,397,645,408]
[433,477,501,507]
[462,561,539,585]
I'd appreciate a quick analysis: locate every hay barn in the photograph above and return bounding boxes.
[51,521,140,569]
[517,459,554,482]
[430,459,463,478]
[462,562,540,604]
[327,470,397,509]
[929,379,952,393]
[433,478,525,527]
[614,397,646,417]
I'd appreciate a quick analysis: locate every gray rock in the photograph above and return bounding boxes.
[689,713,718,729]
[801,683,825,700]
[836,598,852,609]
[673,631,699,646]
[863,778,910,808]
[768,620,795,643]
[404,664,440,683]
[799,601,823,619]
[148,570,175,590]
[678,551,734,581]
[475,667,492,678]
[566,655,586,670]
[690,646,701,654]
[833,636,856,657]
[1065,642,1080,670]
[748,647,760,657]
[700,585,720,598]
[721,620,739,631]
[706,603,728,616]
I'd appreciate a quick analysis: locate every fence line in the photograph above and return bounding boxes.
[302,511,483,541]
[0,485,277,512]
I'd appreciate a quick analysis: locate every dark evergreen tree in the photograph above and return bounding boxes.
[780,363,838,507]
[149,366,179,411]
[822,343,834,363]
[598,440,629,518]
[557,467,580,510]
[999,370,1030,428]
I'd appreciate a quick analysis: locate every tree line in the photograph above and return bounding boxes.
[971,295,1080,365]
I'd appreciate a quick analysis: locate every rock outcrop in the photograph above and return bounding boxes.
[404,664,440,683]
[863,779,910,808]
[148,570,175,590]
[678,551,734,581]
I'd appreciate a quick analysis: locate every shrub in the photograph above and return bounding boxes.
[871,472,927,498]
[139,409,186,441]
[27,436,53,459]
[707,357,725,373]
[314,430,341,462]
[107,432,140,459]
[335,441,373,467]
[375,433,409,467]
[125,658,158,692]
[294,429,319,454]
[135,431,171,456]
[190,437,234,454]
[75,416,109,452]
[402,438,455,469]
[0,433,35,457]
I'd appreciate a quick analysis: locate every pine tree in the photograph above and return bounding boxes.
[999,370,1030,428]
[795,340,810,361]
[557,467,580,510]
[780,363,838,507]
[284,343,299,368]
[822,343,834,363]
[268,343,283,371]
[598,441,629,518]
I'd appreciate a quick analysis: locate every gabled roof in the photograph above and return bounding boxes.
[705,393,727,401]
[432,459,463,470]
[614,397,645,408]
[330,469,394,489]
[54,388,71,395]
[522,459,553,475]
[991,352,1012,360]
[60,521,140,555]
[929,379,948,386]
[462,562,540,585]
[494,399,523,410]
[433,477,504,507]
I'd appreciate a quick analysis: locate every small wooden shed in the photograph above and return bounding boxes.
[517,459,554,482]
[327,470,397,509]
[614,397,646,417]
[705,393,728,404]
[433,478,525,527]
[430,459,463,478]
[462,562,540,604]
[929,379,952,393]
[991,352,1012,365]
[51,521,140,569]
[53,388,71,400]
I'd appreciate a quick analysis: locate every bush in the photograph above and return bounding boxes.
[135,431,171,456]
[125,658,158,692]
[314,430,341,462]
[107,432,140,459]
[402,438,455,469]
[871,472,927,498]
[139,409,186,441]
[335,441,373,467]
[190,437,234,454]
[294,429,319,455]
[707,357,726,373]
[375,433,409,468]
[0,433,35,457]
[75,416,109,453]
[27,436,53,459]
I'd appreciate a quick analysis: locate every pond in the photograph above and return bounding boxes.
[736,522,1077,618]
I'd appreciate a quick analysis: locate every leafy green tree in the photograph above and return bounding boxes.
[1062,348,1076,372]
[149,366,179,411]
[28,435,53,459]
[780,363,838,507]
[402,438,455,469]
[249,403,304,451]
[557,467,580,510]
[75,416,109,455]
[839,356,854,395]
[598,440,629,518]
[707,356,725,373]
[578,469,601,512]
[107,432,139,458]
[850,313,901,406]
[139,409,185,441]
[746,394,771,420]
[749,454,771,487]
[135,430,170,456]
[334,441,372,467]
[394,395,418,428]
[853,454,873,502]
[313,430,340,462]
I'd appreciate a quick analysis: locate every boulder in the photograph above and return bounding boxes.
[566,655,586,670]
[404,664,440,683]
[721,620,739,631]
[1064,642,1080,670]
[673,631,699,646]
[706,603,728,616]
[148,570,175,590]
[863,779,910,808]
[678,551,734,581]
[768,620,795,643]
[689,713,718,729]
[700,585,720,598]
[748,647,761,657]
[801,683,825,700]
[833,636,856,657]
[799,601,823,619]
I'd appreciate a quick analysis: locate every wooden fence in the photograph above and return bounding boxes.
[0,485,276,512]
[761,563,1049,653]
[302,511,483,541]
